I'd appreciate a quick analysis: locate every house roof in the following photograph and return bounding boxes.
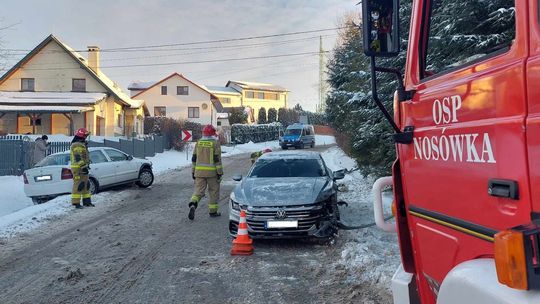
[226,80,288,92]
[128,81,156,90]
[203,86,242,96]
[131,73,224,112]
[0,34,144,110]
[0,91,107,105]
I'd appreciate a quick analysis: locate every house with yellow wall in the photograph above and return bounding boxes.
[0,34,147,137]
[205,80,288,123]
[129,73,223,126]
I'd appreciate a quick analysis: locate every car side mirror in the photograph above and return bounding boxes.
[362,0,400,57]
[127,155,133,161]
[333,170,346,180]
[232,174,243,181]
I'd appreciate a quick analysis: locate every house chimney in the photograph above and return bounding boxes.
[87,46,100,74]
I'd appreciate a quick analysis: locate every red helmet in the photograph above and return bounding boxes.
[75,128,90,138]
[202,124,216,137]
[263,148,272,154]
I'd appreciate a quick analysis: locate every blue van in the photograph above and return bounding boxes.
[279,123,315,149]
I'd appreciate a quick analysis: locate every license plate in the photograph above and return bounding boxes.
[35,175,52,182]
[266,220,298,229]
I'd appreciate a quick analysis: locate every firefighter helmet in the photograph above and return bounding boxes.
[202,124,217,137]
[75,128,90,138]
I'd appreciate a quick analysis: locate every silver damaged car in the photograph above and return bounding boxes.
[229,151,345,239]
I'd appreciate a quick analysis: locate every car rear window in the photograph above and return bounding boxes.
[250,158,326,178]
[35,154,70,167]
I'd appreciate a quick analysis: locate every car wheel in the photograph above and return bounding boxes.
[89,177,99,194]
[282,146,288,150]
[31,197,46,205]
[136,168,154,188]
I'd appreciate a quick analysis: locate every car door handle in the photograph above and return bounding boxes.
[488,179,519,200]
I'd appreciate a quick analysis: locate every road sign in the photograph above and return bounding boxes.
[181,130,192,142]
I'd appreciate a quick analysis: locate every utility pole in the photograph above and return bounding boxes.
[318,36,327,113]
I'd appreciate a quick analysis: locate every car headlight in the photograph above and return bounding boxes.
[230,198,240,211]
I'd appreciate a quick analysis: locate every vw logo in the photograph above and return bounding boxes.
[275,209,287,219]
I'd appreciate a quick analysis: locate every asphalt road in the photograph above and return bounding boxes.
[0,148,390,304]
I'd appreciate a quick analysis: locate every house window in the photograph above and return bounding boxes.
[177,86,189,95]
[161,86,167,95]
[72,79,86,92]
[245,91,254,98]
[257,92,264,99]
[21,78,35,91]
[188,107,200,118]
[117,114,123,128]
[220,97,231,104]
[154,106,167,117]
[265,92,278,100]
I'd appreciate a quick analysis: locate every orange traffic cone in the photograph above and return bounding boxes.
[231,210,254,256]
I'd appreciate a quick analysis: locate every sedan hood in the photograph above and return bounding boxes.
[237,177,329,206]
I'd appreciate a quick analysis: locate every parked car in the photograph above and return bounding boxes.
[228,151,345,239]
[23,147,154,204]
[279,123,315,149]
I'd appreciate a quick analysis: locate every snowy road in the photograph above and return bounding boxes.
[0,147,395,304]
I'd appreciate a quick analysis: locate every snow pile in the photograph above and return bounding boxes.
[321,146,399,297]
[0,176,34,217]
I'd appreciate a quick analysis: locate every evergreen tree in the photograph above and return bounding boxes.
[229,108,248,124]
[267,108,277,123]
[277,108,287,126]
[257,107,267,124]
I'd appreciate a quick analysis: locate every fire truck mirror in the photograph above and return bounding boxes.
[362,0,400,57]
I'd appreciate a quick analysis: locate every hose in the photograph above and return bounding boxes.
[337,214,394,230]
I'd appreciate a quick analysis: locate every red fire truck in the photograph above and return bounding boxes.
[364,0,540,303]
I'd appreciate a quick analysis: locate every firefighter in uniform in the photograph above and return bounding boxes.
[188,125,223,220]
[70,128,94,209]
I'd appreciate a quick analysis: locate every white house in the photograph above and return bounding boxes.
[129,73,223,126]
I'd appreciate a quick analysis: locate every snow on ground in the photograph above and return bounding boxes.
[0,136,338,239]
[321,146,399,296]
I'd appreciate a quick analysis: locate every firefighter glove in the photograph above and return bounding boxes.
[192,173,195,180]
[217,174,222,183]
[81,167,89,175]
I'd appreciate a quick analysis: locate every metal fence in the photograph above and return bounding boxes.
[0,135,165,176]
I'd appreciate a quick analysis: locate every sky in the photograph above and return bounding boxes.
[0,0,356,112]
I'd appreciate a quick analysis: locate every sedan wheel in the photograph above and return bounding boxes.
[89,178,99,194]
[136,168,154,188]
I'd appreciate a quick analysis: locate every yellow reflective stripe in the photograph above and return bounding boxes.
[82,194,91,199]
[197,141,214,148]
[71,194,82,198]
[195,166,217,171]
[409,210,495,242]
[71,165,81,168]
[216,165,223,169]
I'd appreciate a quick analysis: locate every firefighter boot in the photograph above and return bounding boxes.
[188,202,198,220]
[74,204,83,209]
[209,212,221,217]
[83,198,95,207]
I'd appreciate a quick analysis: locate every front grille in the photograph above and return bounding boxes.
[245,205,323,233]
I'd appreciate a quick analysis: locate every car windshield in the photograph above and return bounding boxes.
[249,158,326,178]
[35,153,70,167]
[285,129,301,136]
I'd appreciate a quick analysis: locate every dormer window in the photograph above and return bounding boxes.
[72,79,86,92]
[21,78,35,91]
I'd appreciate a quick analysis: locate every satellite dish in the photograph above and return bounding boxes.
[202,103,208,110]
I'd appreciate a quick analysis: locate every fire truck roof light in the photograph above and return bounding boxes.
[494,230,528,290]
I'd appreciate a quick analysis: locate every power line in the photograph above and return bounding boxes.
[4,27,346,53]
[21,51,328,71]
